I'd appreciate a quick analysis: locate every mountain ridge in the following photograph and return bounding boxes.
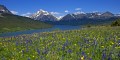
[30,9,120,22]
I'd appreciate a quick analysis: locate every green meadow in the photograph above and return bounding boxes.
[0,26,120,60]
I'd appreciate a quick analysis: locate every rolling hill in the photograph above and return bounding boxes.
[0,13,52,33]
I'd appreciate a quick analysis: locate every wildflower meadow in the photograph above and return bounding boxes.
[0,26,120,60]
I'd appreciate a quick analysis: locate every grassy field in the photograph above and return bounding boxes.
[0,13,52,33]
[0,26,120,60]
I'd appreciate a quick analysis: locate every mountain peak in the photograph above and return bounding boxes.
[39,9,47,12]
[36,9,50,15]
[30,9,57,21]
[0,4,12,14]
[101,11,114,17]
[103,11,113,15]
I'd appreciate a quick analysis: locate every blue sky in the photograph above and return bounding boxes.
[0,0,120,17]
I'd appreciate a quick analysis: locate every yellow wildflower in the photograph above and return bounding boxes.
[19,51,21,53]
[81,56,84,60]
[111,42,114,45]
[109,45,112,47]
[74,44,77,46]
[12,59,14,60]
[33,55,35,58]
[14,48,16,50]
[101,46,104,48]
[63,38,65,40]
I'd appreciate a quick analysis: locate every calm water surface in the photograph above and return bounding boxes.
[0,25,81,37]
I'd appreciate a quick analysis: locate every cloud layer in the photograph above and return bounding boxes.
[21,12,32,17]
[75,8,81,11]
[65,10,69,13]
[11,11,18,14]
[50,12,60,15]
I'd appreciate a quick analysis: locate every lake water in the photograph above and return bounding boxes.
[0,25,81,37]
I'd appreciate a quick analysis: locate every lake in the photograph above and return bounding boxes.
[0,25,81,37]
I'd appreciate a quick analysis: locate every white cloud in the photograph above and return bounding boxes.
[50,12,60,15]
[11,11,18,14]
[74,11,85,15]
[75,8,82,11]
[21,12,32,17]
[65,10,69,13]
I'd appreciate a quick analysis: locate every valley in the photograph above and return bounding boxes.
[0,1,120,60]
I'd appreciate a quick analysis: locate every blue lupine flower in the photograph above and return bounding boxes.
[62,46,65,51]
[28,57,30,60]
[26,47,29,52]
[67,49,72,53]
[108,57,112,60]
[42,48,48,55]
[82,51,85,55]
[16,42,19,46]
[36,48,40,55]
[102,53,106,60]
[89,58,92,60]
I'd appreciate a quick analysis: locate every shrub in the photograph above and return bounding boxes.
[111,19,120,26]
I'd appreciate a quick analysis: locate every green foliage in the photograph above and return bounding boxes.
[111,19,120,26]
[86,25,91,28]
[0,13,52,33]
[0,26,120,60]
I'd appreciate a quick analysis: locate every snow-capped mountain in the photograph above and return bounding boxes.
[60,11,115,21]
[29,9,119,23]
[0,4,12,14]
[54,11,120,25]
[30,9,57,21]
[61,12,87,21]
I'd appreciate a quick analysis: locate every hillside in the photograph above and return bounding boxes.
[0,13,52,33]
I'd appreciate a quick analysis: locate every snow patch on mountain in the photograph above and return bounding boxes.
[30,9,57,21]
